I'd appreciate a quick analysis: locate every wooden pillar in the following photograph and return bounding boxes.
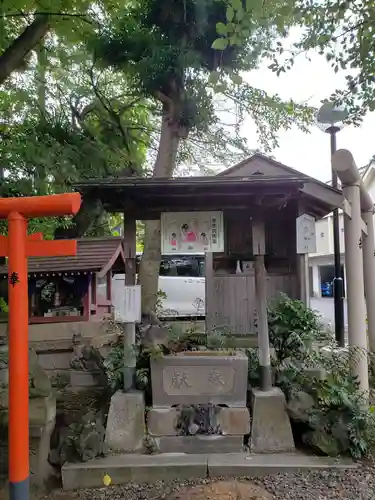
[205,251,214,334]
[298,255,309,306]
[252,220,272,391]
[296,203,311,306]
[123,215,136,285]
[122,214,137,391]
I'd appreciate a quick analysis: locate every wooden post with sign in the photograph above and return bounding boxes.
[296,212,316,307]
[122,285,141,391]
[0,193,80,500]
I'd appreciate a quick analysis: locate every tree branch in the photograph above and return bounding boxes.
[0,15,50,86]
[5,12,94,26]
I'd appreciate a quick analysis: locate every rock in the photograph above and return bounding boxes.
[304,429,342,457]
[49,410,107,465]
[69,337,107,388]
[77,411,107,462]
[188,423,200,435]
[141,324,169,347]
[287,391,315,422]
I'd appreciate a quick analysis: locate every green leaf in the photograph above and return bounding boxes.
[216,22,228,35]
[236,8,245,21]
[211,38,229,50]
[226,6,235,22]
[246,0,254,11]
[231,74,243,85]
[208,71,220,84]
[215,82,228,93]
[231,0,243,11]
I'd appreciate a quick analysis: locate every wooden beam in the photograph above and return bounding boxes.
[123,215,136,286]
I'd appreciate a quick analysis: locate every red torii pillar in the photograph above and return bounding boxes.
[0,193,81,500]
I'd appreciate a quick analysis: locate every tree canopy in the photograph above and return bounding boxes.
[90,0,316,313]
[222,0,375,123]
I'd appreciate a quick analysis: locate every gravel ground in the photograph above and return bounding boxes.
[2,464,375,500]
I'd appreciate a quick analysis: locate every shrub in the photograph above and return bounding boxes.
[267,293,329,363]
[283,357,375,458]
[249,295,375,459]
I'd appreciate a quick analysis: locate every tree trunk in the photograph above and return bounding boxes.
[54,197,104,239]
[0,15,50,86]
[35,43,48,194]
[138,112,180,314]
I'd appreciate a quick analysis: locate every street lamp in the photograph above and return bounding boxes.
[317,102,349,347]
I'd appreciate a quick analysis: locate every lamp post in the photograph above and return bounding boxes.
[317,102,349,347]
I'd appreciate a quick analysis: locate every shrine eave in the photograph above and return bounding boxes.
[75,174,343,220]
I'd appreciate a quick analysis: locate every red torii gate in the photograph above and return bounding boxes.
[0,193,81,500]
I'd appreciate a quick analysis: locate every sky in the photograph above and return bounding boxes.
[241,43,375,182]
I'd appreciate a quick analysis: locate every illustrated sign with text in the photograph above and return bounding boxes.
[161,211,224,254]
[296,213,316,254]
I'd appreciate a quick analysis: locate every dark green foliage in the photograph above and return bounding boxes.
[268,293,329,363]
[91,0,314,149]
[246,294,375,459]
[279,356,375,459]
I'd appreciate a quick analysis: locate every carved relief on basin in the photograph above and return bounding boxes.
[163,365,235,396]
[151,352,248,408]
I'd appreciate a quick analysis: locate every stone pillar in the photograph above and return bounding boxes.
[343,183,368,393]
[252,220,272,391]
[362,209,375,353]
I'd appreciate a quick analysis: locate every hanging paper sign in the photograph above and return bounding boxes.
[161,211,224,254]
[296,213,316,254]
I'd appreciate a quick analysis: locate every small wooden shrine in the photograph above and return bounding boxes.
[0,237,125,325]
[76,154,344,336]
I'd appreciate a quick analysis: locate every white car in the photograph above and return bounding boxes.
[112,253,205,318]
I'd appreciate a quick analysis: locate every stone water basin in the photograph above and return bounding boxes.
[150,351,248,408]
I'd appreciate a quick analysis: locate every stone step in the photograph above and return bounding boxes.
[156,435,244,454]
[62,452,357,490]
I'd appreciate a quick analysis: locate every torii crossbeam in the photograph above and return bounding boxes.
[0,193,81,500]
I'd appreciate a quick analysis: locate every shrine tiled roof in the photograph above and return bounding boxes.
[0,237,125,277]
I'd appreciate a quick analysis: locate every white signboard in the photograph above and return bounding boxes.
[161,211,224,254]
[113,284,141,323]
[296,213,316,254]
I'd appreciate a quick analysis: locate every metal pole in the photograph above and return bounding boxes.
[329,128,345,347]
[8,212,29,500]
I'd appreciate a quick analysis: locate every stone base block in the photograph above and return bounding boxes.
[148,407,178,436]
[217,407,250,435]
[70,370,99,388]
[250,387,295,453]
[0,393,56,427]
[30,420,56,488]
[0,420,56,488]
[156,435,243,454]
[147,406,250,437]
[105,390,145,453]
[29,393,56,426]
[62,454,208,489]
